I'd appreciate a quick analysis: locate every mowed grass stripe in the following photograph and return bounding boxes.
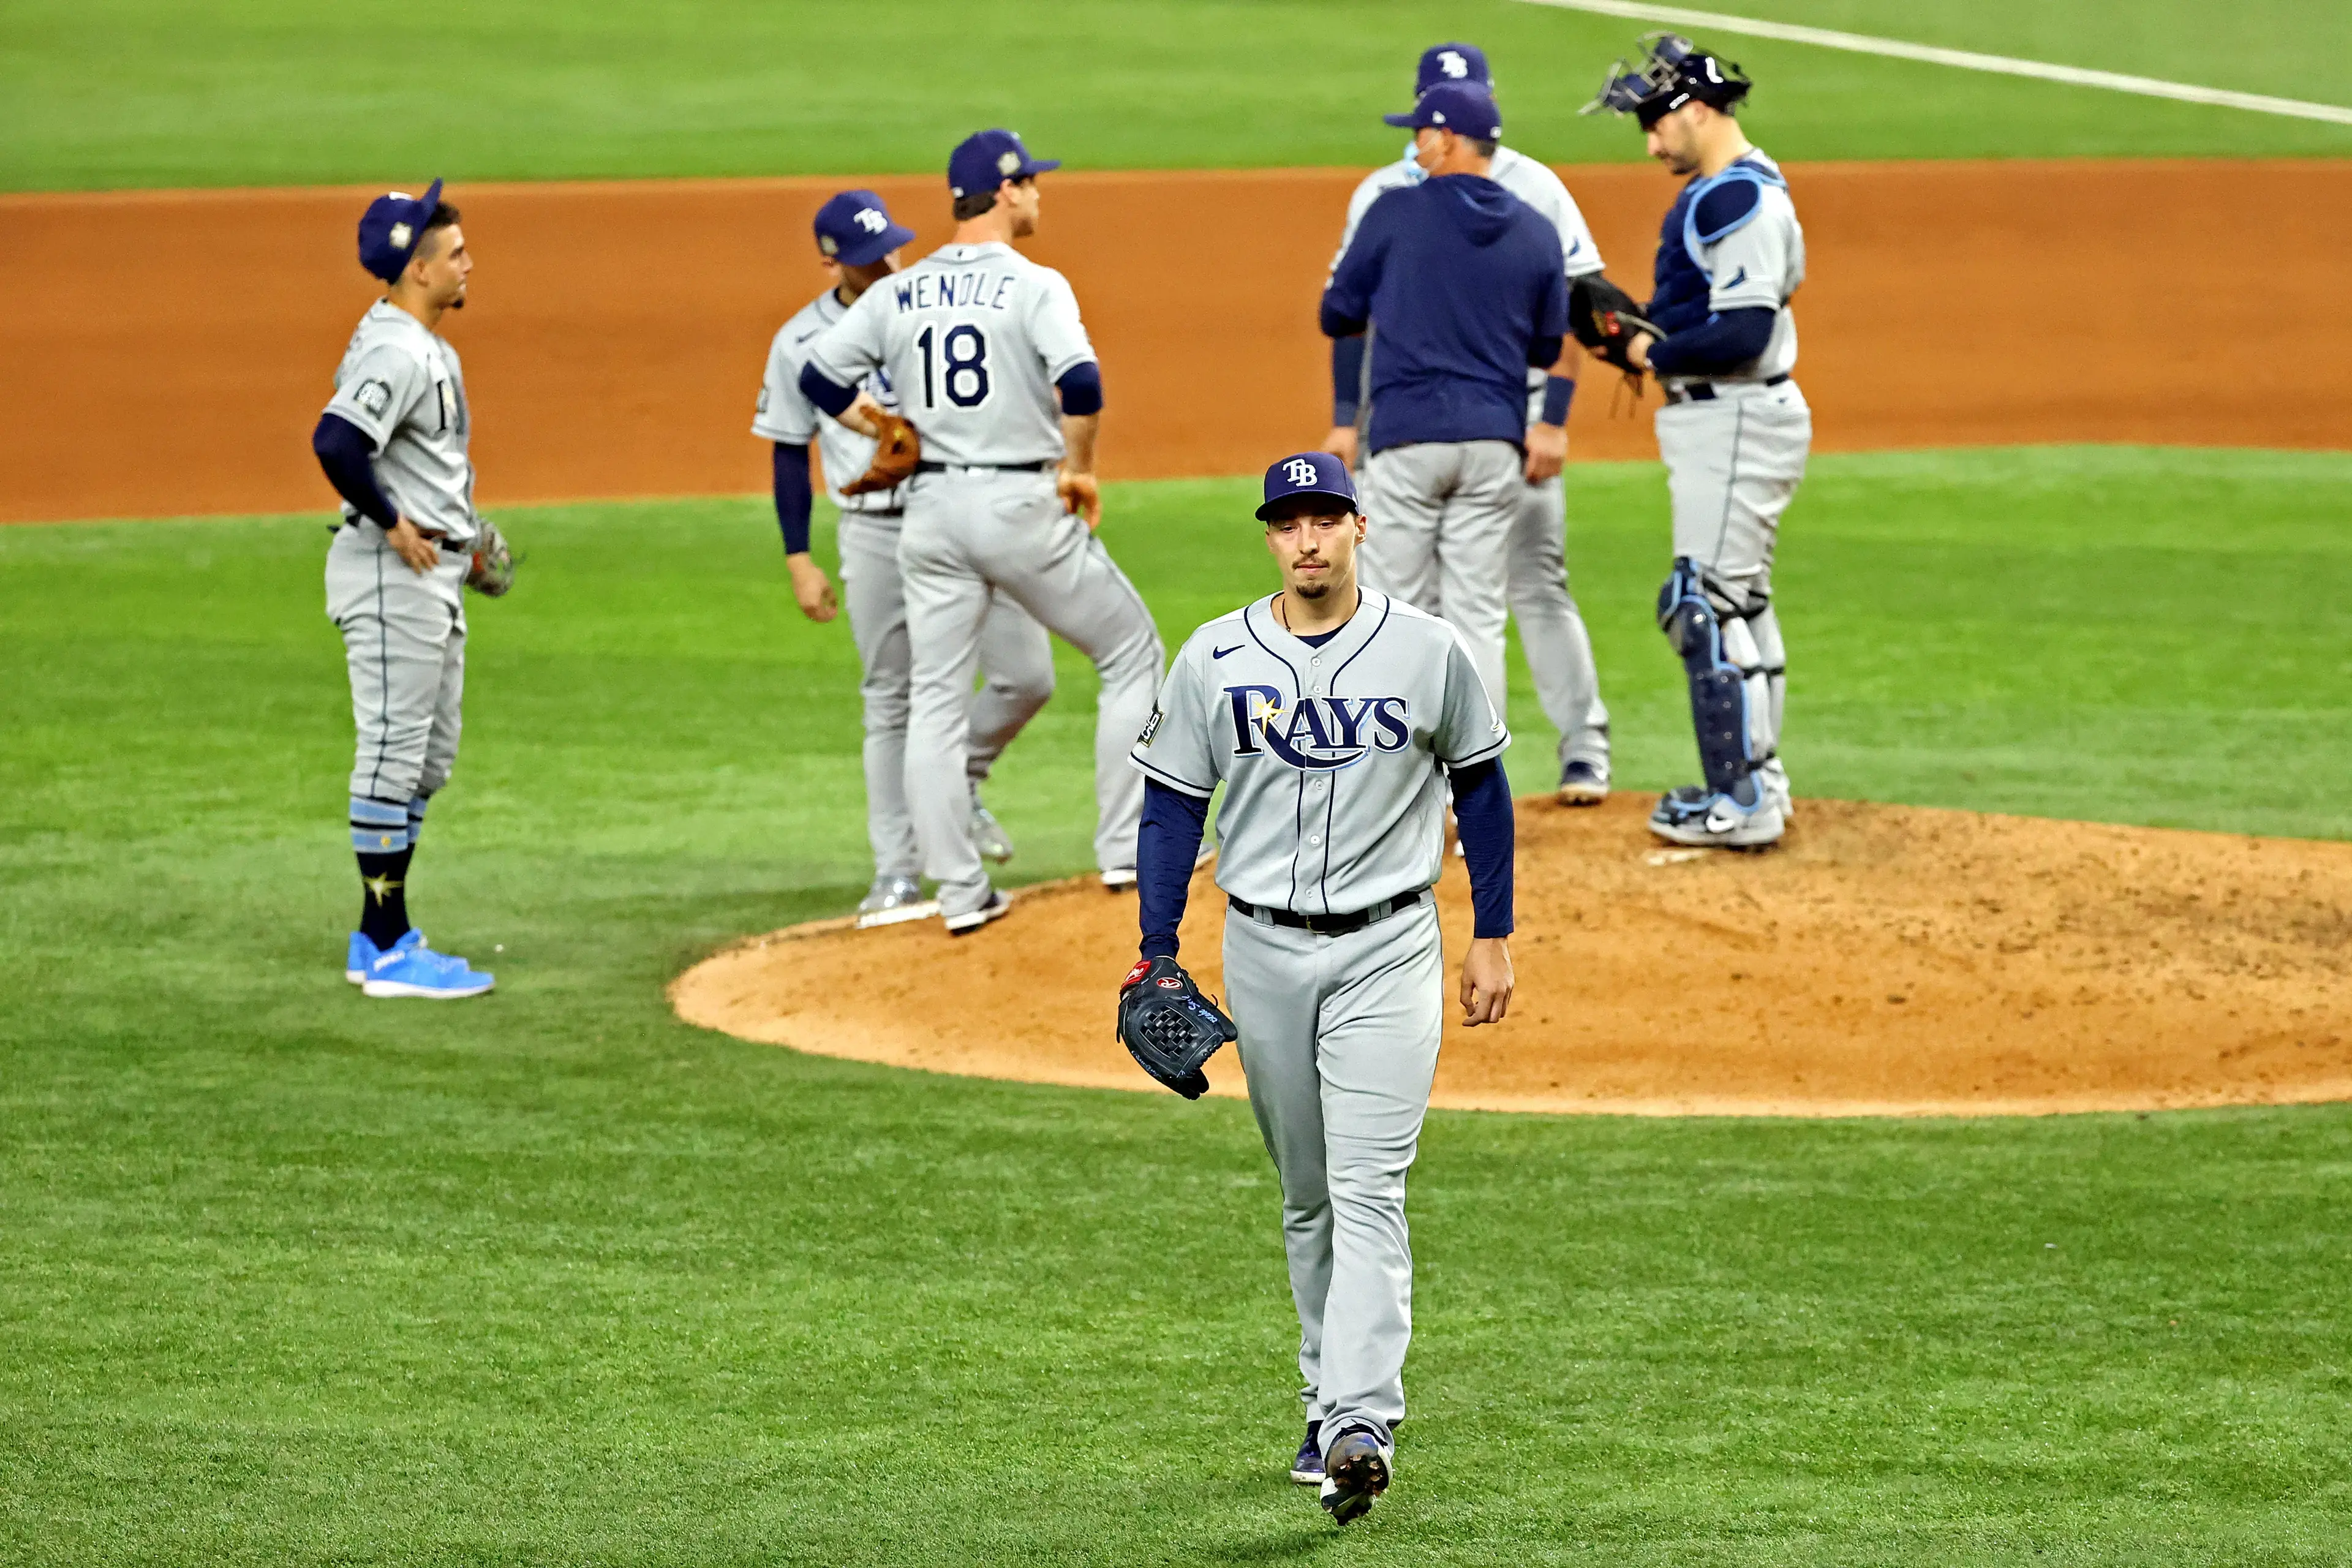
[2,447,2349,1562]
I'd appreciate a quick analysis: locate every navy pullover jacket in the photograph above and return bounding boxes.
[1320,174,1568,456]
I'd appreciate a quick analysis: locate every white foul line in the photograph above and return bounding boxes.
[1515,0,2352,126]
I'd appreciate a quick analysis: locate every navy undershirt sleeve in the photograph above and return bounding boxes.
[1449,757,1515,938]
[1136,780,1210,960]
[1527,333,1566,370]
[771,442,813,556]
[796,361,859,418]
[1331,335,1367,424]
[1055,361,1104,416]
[1645,306,1776,377]
[1320,297,1370,339]
[311,412,397,528]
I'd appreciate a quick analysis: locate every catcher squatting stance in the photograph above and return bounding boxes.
[1120,451,1517,1526]
[311,181,511,1000]
[1578,33,1811,848]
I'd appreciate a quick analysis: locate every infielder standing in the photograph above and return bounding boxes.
[801,130,1163,932]
[1126,452,1517,1525]
[755,189,1055,926]
[1326,42,1615,805]
[309,181,496,998]
[1320,80,1570,766]
[1587,36,1808,847]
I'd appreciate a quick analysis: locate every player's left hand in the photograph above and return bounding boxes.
[1058,468,1101,530]
[786,552,839,622]
[1626,332,1654,372]
[1523,421,1568,483]
[1460,936,1513,1027]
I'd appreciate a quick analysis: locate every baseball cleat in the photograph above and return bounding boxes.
[1648,783,1785,848]
[1758,757,1795,821]
[361,944,494,999]
[1101,867,1138,892]
[943,889,1012,935]
[968,793,1016,864]
[1289,1421,1324,1485]
[855,875,939,929]
[345,927,424,982]
[1558,759,1611,806]
[1317,1427,1390,1525]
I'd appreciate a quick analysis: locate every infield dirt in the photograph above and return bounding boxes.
[6,159,2349,524]
[673,797,2352,1118]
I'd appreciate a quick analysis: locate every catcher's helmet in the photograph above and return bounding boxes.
[1583,32,1751,127]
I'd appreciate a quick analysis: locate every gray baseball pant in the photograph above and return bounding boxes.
[1224,898,1444,1451]
[837,511,1055,881]
[326,521,467,804]
[899,470,1163,917]
[1656,380,1811,763]
[1355,439,1522,715]
[1509,475,1611,774]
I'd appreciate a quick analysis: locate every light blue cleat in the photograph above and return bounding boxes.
[361,943,493,1000]
[346,927,424,984]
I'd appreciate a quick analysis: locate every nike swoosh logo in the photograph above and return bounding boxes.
[1722,266,1747,287]
[1212,644,1243,659]
[1566,237,1583,256]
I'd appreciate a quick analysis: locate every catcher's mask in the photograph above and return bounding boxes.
[1583,32,1751,128]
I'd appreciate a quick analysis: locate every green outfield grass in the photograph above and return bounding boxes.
[4,447,2350,1564]
[4,0,2349,191]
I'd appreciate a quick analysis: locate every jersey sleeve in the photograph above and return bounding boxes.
[1702,190,1795,314]
[323,343,429,449]
[1521,160,1607,280]
[1434,628,1510,768]
[1028,269,1097,382]
[805,289,886,386]
[1129,635,1219,798]
[751,328,819,443]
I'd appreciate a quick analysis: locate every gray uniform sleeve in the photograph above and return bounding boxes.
[1705,198,1800,313]
[1434,629,1510,768]
[752,328,818,443]
[1129,636,1218,797]
[325,344,429,448]
[805,288,887,385]
[1029,268,1097,382]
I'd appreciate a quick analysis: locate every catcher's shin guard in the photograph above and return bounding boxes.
[1656,558,1769,802]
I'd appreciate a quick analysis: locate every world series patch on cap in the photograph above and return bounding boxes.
[357,178,445,282]
[1256,451,1358,520]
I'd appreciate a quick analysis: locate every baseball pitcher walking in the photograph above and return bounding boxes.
[755,189,1055,926]
[1327,43,1615,804]
[1583,35,1809,847]
[800,131,1163,933]
[310,181,502,1000]
[1121,452,1518,1525]
[1321,79,1571,734]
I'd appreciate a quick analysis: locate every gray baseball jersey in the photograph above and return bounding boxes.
[1334,145,1605,421]
[322,301,480,545]
[1131,589,1506,915]
[805,241,1095,467]
[754,287,905,513]
[1679,149,1804,382]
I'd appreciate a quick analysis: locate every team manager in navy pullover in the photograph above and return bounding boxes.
[1318,78,1569,713]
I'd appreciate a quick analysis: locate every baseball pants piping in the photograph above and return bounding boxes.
[838,511,1054,881]
[1355,439,1521,715]
[1507,474,1611,773]
[1224,899,1444,1449]
[899,470,1163,916]
[326,521,467,804]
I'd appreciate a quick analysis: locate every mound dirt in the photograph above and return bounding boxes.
[671,797,2352,1118]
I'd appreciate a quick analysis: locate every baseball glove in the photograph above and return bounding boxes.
[1569,274,1665,375]
[840,410,920,496]
[465,520,516,598]
[1117,954,1238,1100]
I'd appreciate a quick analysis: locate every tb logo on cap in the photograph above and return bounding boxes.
[1437,49,1469,78]
[854,207,888,233]
[1283,458,1319,486]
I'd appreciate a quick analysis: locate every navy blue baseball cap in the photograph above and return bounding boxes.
[1384,80,1502,138]
[948,129,1061,198]
[1416,42,1491,92]
[357,179,445,282]
[1256,452,1359,521]
[813,189,916,267]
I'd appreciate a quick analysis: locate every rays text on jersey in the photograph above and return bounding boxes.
[1225,685,1411,772]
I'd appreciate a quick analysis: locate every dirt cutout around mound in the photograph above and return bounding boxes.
[7,159,2350,524]
[673,798,2352,1118]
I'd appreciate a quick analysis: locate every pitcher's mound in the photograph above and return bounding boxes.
[671,797,2352,1117]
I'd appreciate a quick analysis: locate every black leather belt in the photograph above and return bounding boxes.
[1667,373,1789,404]
[1228,888,1428,936]
[911,459,1052,475]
